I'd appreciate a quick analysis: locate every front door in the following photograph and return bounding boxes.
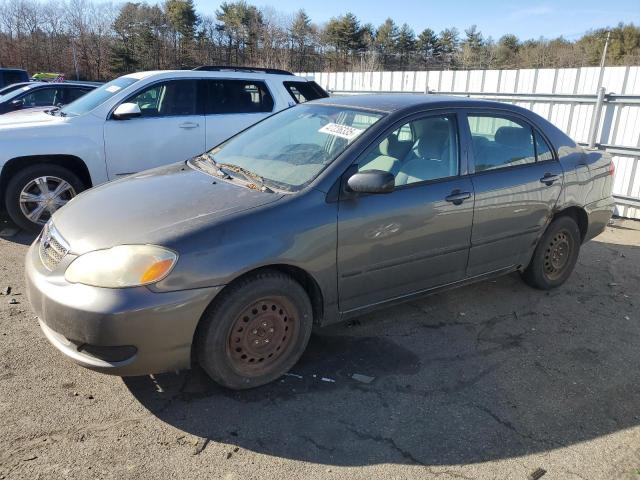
[464,112,563,276]
[337,113,474,313]
[104,79,205,178]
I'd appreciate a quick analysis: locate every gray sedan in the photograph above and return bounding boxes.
[26,94,615,389]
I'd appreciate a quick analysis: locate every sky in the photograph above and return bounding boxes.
[192,0,640,41]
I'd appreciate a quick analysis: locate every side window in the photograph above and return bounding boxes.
[358,115,459,186]
[22,88,61,107]
[535,131,554,162]
[206,80,274,114]
[283,81,329,103]
[467,115,535,172]
[127,80,197,117]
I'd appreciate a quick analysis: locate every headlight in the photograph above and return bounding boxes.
[65,245,177,288]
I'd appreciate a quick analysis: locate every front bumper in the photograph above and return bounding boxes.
[26,240,222,376]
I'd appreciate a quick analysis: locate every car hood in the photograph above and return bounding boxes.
[52,162,284,254]
[0,109,65,128]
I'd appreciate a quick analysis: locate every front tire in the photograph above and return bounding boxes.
[521,216,581,290]
[196,271,313,390]
[5,164,84,232]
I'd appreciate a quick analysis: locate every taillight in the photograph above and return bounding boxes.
[609,160,615,176]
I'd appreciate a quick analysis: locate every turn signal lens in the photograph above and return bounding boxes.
[140,258,175,284]
[65,245,177,288]
[609,160,615,177]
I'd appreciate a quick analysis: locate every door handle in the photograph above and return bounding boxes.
[539,173,560,186]
[179,122,199,129]
[445,191,471,205]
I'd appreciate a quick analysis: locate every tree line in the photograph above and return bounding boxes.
[1,0,639,82]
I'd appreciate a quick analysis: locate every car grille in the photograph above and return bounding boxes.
[38,223,69,271]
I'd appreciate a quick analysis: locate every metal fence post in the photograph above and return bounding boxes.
[588,86,606,148]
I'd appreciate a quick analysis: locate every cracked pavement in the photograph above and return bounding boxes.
[1,217,640,479]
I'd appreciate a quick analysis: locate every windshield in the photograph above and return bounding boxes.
[60,76,139,116]
[192,104,383,191]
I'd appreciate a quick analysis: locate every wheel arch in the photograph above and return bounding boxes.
[552,206,588,243]
[0,155,92,209]
[222,264,325,326]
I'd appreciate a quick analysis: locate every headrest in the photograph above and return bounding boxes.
[415,120,450,159]
[495,126,531,148]
[413,117,449,138]
[379,135,410,159]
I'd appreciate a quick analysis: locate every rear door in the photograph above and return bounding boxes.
[104,79,205,178]
[202,79,275,149]
[463,111,563,276]
[337,112,474,313]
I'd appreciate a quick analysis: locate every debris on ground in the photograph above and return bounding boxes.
[1,286,11,295]
[608,282,619,287]
[351,373,375,384]
[321,377,335,383]
[8,298,19,305]
[193,437,209,455]
[625,315,631,320]
[284,373,303,379]
[529,467,546,480]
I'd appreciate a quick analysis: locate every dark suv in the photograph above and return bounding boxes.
[0,68,29,89]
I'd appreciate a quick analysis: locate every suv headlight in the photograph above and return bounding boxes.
[65,245,177,288]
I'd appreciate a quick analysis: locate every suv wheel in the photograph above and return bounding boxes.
[5,164,84,232]
[196,270,313,390]
[521,216,581,290]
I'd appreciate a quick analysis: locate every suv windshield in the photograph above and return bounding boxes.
[191,104,383,191]
[61,76,139,117]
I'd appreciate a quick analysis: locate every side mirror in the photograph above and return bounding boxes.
[347,170,395,194]
[112,102,141,120]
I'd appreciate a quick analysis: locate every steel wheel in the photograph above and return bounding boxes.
[543,229,573,281]
[226,296,299,377]
[18,175,76,225]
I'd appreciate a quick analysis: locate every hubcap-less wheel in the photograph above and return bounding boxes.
[543,230,572,281]
[19,176,76,225]
[227,296,298,377]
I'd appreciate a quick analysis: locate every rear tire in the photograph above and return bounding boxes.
[196,270,313,390]
[521,216,581,290]
[5,164,84,232]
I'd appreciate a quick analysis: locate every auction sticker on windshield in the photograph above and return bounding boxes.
[319,123,365,140]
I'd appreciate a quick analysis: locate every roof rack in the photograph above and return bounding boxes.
[193,65,294,76]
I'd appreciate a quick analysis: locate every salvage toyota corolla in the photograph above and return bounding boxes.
[26,94,615,389]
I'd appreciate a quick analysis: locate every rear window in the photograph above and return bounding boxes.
[204,79,274,114]
[283,81,329,103]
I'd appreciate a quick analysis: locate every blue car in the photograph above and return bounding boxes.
[0,82,97,114]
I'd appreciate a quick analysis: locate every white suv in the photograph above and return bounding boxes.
[0,67,328,231]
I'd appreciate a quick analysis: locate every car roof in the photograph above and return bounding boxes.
[312,93,529,114]
[121,70,311,81]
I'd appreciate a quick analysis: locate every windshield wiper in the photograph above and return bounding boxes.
[216,162,274,193]
[197,152,231,179]
[45,107,67,117]
[197,153,274,193]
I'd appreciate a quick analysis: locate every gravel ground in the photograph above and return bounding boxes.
[1,216,639,480]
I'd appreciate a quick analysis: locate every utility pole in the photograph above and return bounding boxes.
[587,30,611,148]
